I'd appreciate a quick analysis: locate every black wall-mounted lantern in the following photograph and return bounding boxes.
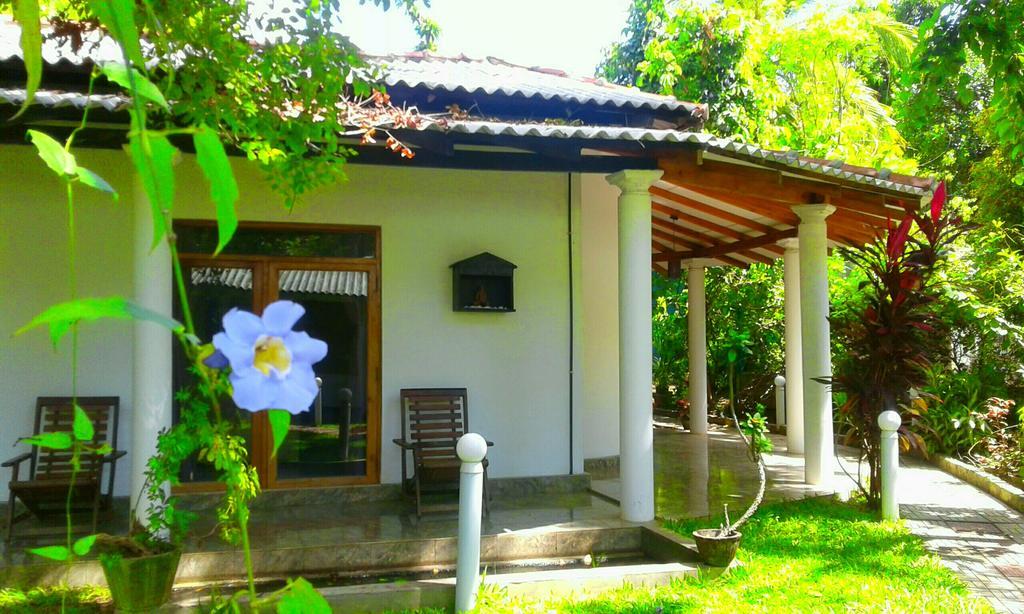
[450,252,516,312]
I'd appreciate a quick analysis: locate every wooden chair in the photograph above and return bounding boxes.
[393,388,492,517]
[3,397,126,542]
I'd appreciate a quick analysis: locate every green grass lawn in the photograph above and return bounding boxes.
[432,497,992,613]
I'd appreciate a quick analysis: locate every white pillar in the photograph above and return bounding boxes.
[607,169,662,523]
[878,411,901,521]
[793,204,836,485]
[779,237,804,455]
[455,433,487,613]
[130,175,174,515]
[687,262,708,435]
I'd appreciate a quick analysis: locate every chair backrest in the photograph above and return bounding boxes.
[31,397,119,482]
[399,388,469,461]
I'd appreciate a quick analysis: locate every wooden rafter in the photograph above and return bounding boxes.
[653,228,797,263]
[650,185,780,236]
[652,238,749,269]
[675,184,877,245]
[651,214,774,265]
[658,155,910,220]
[651,198,784,256]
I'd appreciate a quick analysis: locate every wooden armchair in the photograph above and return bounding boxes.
[3,397,126,542]
[393,388,492,517]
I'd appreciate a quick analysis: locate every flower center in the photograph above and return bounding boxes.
[253,335,292,377]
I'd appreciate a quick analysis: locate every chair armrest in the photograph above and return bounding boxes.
[1,452,31,468]
[392,438,416,450]
[486,440,495,447]
[99,450,127,463]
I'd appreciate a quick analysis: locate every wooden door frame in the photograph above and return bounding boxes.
[171,222,382,493]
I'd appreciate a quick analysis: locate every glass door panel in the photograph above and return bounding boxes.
[271,268,371,482]
[172,264,259,485]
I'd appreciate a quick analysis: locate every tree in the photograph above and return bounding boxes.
[913,0,1024,185]
[602,0,917,171]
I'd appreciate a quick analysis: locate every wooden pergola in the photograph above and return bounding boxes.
[647,151,933,275]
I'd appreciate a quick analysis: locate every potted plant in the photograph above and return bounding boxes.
[692,331,772,566]
[93,422,199,612]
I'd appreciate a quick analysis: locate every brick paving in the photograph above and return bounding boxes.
[893,458,1024,613]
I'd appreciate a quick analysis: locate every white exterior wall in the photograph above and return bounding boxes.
[0,147,136,501]
[579,173,621,461]
[1,145,578,499]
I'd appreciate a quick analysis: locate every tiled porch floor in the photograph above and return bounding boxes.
[591,425,860,520]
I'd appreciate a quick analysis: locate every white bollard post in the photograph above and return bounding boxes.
[878,411,902,521]
[774,375,786,427]
[455,433,488,613]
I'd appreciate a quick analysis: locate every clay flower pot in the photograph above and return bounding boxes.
[692,528,741,566]
[99,548,181,612]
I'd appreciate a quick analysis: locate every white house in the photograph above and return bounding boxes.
[0,25,937,530]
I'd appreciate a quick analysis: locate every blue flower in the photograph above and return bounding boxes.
[212,300,328,414]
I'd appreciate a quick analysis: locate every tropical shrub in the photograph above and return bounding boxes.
[913,367,993,457]
[977,398,1024,482]
[829,186,962,507]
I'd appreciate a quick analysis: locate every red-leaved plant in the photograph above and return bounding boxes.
[826,183,965,507]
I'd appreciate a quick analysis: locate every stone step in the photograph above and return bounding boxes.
[2,523,701,589]
[168,561,709,613]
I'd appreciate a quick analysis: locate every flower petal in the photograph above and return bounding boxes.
[262,300,305,336]
[284,331,328,365]
[213,332,255,370]
[222,308,264,344]
[230,371,273,412]
[272,370,319,414]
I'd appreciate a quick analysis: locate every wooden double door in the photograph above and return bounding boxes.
[172,223,381,490]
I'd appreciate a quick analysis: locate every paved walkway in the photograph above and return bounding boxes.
[594,426,1024,613]
[896,458,1024,613]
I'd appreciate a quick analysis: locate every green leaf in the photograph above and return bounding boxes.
[267,410,291,458]
[101,64,169,111]
[73,404,95,441]
[87,0,145,69]
[11,0,42,120]
[128,131,177,248]
[124,300,185,333]
[193,126,239,254]
[29,545,70,561]
[21,432,72,450]
[27,130,76,177]
[15,296,183,348]
[72,534,98,556]
[276,578,330,614]
[75,166,118,198]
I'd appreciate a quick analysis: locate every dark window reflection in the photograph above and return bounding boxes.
[176,225,375,259]
[275,270,369,479]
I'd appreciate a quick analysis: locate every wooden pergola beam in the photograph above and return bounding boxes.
[659,155,910,220]
[653,238,749,269]
[651,214,774,265]
[650,185,780,236]
[677,184,877,245]
[653,228,797,263]
[651,198,784,256]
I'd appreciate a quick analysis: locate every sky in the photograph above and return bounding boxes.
[335,0,634,77]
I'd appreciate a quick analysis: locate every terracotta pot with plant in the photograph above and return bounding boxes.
[693,330,772,567]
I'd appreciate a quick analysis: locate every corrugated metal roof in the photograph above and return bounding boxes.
[191,267,368,296]
[0,85,931,197]
[431,120,931,196]
[0,19,700,115]
[0,87,131,111]
[371,53,702,115]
